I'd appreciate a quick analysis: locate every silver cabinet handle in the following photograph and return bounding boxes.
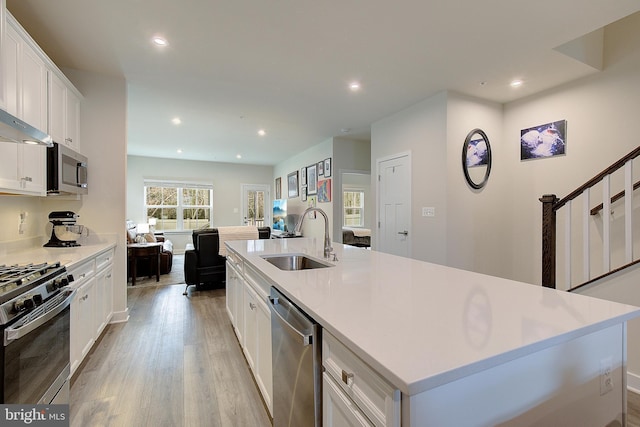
[341,370,354,385]
[397,230,408,236]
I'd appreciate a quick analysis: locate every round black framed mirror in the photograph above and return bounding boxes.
[462,128,492,189]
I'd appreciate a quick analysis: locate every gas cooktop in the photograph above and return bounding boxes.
[0,262,66,305]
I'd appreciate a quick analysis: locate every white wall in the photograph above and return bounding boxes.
[332,138,371,243]
[274,138,333,242]
[371,91,448,263]
[126,155,273,251]
[49,68,128,320]
[503,12,640,285]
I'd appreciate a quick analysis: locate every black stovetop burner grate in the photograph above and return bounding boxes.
[0,262,62,299]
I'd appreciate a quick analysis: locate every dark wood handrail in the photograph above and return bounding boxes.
[553,146,640,211]
[590,179,640,215]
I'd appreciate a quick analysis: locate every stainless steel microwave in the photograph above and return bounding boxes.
[46,143,88,195]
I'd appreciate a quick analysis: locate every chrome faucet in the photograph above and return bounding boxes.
[295,207,333,258]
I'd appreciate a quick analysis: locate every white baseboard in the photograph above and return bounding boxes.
[628,371,640,394]
[110,308,129,324]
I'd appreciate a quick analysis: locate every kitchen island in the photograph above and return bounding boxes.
[227,237,640,426]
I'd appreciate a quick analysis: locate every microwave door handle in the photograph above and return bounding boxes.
[77,162,87,187]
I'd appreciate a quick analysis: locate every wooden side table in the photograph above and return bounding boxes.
[127,242,162,286]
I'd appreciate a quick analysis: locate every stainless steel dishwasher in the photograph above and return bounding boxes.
[269,287,322,427]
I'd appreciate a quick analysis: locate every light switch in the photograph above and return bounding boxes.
[422,207,435,217]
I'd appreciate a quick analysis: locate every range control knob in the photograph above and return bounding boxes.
[32,294,43,306]
[13,298,25,312]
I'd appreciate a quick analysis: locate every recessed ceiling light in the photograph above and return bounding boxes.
[510,79,523,88]
[341,128,351,133]
[349,81,361,91]
[177,149,183,154]
[258,129,266,136]
[236,154,242,159]
[172,117,181,125]
[152,36,168,47]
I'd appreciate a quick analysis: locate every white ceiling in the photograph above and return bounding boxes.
[6,0,640,165]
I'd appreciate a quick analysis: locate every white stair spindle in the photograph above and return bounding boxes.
[583,188,590,283]
[625,161,633,263]
[564,201,572,289]
[603,175,611,273]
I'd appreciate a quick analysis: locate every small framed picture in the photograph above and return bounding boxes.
[287,170,299,198]
[275,177,281,199]
[324,158,331,177]
[301,186,307,201]
[318,160,324,176]
[307,164,317,195]
[300,167,307,185]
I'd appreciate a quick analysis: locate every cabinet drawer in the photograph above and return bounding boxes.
[96,248,114,271]
[226,251,242,271]
[244,263,270,299]
[322,330,400,427]
[68,259,95,288]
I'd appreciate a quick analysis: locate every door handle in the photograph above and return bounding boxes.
[398,231,408,236]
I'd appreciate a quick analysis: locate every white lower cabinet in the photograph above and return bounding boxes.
[323,330,401,427]
[226,251,273,415]
[69,248,114,376]
[324,372,374,427]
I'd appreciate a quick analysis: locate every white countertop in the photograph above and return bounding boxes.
[0,236,117,269]
[227,238,640,395]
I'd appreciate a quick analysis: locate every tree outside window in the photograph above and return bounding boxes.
[145,183,212,231]
[343,190,364,227]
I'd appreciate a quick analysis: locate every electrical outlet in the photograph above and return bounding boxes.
[600,357,614,395]
[422,207,435,217]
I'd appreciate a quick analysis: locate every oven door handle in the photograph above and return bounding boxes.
[4,289,76,346]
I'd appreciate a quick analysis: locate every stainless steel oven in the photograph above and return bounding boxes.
[0,262,74,404]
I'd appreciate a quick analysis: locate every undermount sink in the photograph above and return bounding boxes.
[261,254,333,271]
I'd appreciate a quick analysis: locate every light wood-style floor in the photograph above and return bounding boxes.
[69,284,271,427]
[70,282,640,427]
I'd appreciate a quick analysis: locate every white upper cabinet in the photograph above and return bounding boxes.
[0,18,46,196]
[0,10,83,196]
[49,71,81,150]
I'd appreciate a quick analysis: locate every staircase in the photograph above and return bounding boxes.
[540,146,640,291]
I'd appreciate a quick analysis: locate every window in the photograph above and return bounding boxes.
[343,189,364,227]
[145,181,213,231]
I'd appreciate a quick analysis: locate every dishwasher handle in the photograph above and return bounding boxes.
[269,296,313,346]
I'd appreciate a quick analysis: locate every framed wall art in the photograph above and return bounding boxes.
[307,164,317,195]
[318,160,324,176]
[317,178,331,202]
[301,186,307,202]
[462,128,492,190]
[324,158,331,177]
[520,119,566,160]
[300,167,307,185]
[287,170,299,198]
[275,177,281,199]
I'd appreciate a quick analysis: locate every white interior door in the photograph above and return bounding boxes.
[377,153,411,257]
[242,184,270,227]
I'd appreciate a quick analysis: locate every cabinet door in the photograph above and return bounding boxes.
[4,24,20,116]
[225,261,237,326]
[243,284,258,370]
[48,72,66,144]
[65,90,80,150]
[20,41,47,132]
[323,372,373,427]
[94,268,106,337]
[235,274,245,345]
[79,277,96,360]
[256,296,273,414]
[70,292,81,376]
[18,144,45,194]
[0,0,5,109]
[0,142,20,190]
[103,266,113,324]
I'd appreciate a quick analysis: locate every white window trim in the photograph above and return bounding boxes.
[144,180,214,231]
[343,187,365,228]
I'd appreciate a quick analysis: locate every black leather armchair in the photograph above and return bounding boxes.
[184,227,271,294]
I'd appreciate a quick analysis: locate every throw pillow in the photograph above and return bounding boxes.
[144,233,157,243]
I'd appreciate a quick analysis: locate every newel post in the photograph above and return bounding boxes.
[540,194,559,288]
